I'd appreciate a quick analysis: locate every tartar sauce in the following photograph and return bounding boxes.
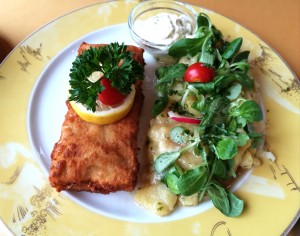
[134,13,194,45]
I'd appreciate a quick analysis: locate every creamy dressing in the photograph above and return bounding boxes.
[134,13,194,45]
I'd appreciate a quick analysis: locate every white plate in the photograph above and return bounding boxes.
[27,23,252,223]
[1,2,299,235]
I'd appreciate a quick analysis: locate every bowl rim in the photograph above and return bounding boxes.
[128,0,198,48]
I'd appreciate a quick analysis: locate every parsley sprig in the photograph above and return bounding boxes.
[68,42,144,112]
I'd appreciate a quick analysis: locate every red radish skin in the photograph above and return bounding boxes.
[168,111,201,124]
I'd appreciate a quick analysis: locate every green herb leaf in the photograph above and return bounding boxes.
[194,143,208,163]
[191,73,253,95]
[154,151,181,173]
[230,100,263,122]
[226,158,236,178]
[156,64,187,85]
[232,51,250,63]
[152,96,169,117]
[152,63,187,116]
[213,159,229,179]
[164,174,180,194]
[234,133,249,147]
[189,81,216,94]
[197,13,210,27]
[207,183,244,217]
[155,63,187,96]
[226,83,242,101]
[168,37,208,58]
[199,33,216,65]
[162,165,183,194]
[215,139,237,160]
[226,191,244,217]
[68,42,143,111]
[170,126,190,145]
[177,166,208,196]
[200,96,229,129]
[236,116,247,127]
[247,132,264,148]
[222,37,243,59]
[191,97,205,112]
[214,73,253,91]
[207,183,230,215]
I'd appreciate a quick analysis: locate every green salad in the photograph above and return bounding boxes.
[135,13,266,218]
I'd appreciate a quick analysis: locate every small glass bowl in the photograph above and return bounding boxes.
[128,0,198,61]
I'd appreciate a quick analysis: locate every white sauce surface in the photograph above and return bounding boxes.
[134,13,194,45]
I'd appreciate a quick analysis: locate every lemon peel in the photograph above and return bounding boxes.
[70,86,136,125]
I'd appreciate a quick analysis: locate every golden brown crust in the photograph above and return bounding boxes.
[49,43,144,194]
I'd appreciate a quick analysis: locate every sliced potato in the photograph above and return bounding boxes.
[240,150,253,169]
[134,183,177,216]
[179,193,199,206]
[232,140,252,171]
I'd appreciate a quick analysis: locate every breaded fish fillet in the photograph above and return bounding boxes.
[49,43,144,194]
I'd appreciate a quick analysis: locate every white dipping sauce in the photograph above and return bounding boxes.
[134,13,194,45]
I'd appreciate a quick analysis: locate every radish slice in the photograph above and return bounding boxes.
[168,111,201,124]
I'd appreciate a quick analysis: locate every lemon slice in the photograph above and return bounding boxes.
[70,86,136,125]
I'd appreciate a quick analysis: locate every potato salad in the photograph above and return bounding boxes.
[135,13,274,217]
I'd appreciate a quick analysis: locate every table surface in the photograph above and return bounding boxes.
[0,0,299,235]
[1,0,300,80]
